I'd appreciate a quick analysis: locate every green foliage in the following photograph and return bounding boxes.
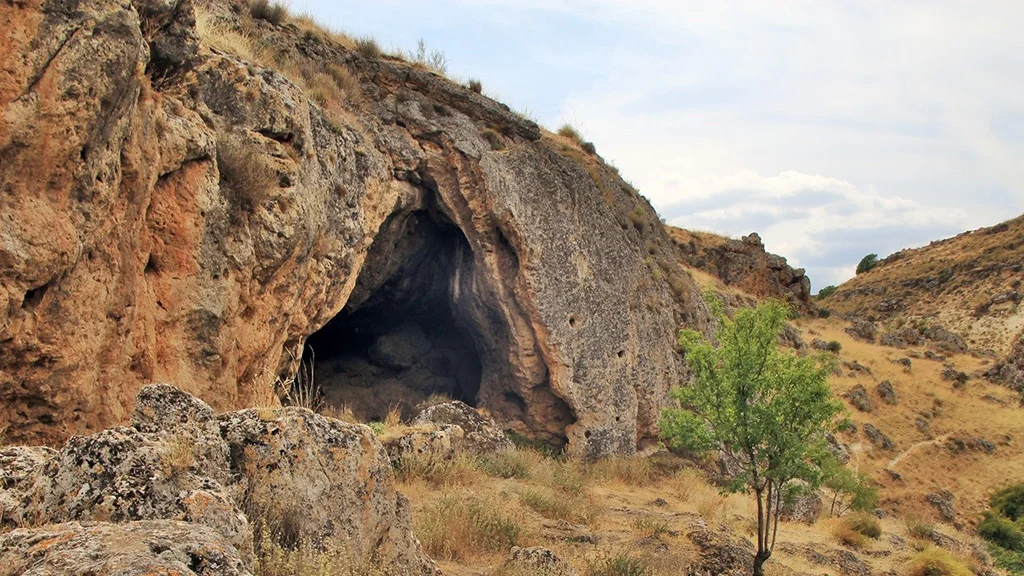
[979,513,1024,550]
[817,285,838,299]
[366,422,385,436]
[991,482,1024,521]
[856,253,879,275]
[978,482,1024,573]
[661,296,844,574]
[827,340,842,353]
[823,460,879,515]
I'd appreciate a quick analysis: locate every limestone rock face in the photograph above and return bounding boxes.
[670,229,815,314]
[0,0,708,457]
[502,546,580,576]
[0,520,252,576]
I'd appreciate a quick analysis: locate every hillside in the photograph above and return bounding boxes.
[824,215,1024,355]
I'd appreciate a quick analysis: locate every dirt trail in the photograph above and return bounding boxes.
[886,433,952,470]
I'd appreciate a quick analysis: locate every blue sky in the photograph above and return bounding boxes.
[293,0,1024,289]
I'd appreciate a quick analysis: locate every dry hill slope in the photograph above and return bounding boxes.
[825,214,1024,355]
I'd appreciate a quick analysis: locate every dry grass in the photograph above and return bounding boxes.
[252,522,394,576]
[416,494,525,562]
[355,37,382,58]
[467,78,483,93]
[905,547,973,576]
[630,515,670,538]
[195,7,269,64]
[584,552,654,576]
[589,456,656,486]
[474,448,541,480]
[832,512,881,548]
[249,0,287,25]
[160,435,195,476]
[216,136,279,212]
[518,486,597,525]
[395,453,483,487]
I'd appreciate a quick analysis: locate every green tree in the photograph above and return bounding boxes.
[821,459,879,516]
[855,254,878,275]
[817,285,838,299]
[661,298,844,576]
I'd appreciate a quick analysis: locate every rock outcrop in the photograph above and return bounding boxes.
[0,385,438,575]
[670,229,815,314]
[0,520,252,576]
[413,400,513,455]
[0,0,709,456]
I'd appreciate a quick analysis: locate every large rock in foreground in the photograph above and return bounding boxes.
[0,520,252,576]
[0,385,438,576]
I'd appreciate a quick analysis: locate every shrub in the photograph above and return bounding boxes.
[827,340,842,353]
[481,128,504,151]
[818,307,833,318]
[249,0,287,25]
[160,435,195,476]
[845,511,882,539]
[557,123,583,144]
[355,37,381,58]
[817,285,838,299]
[905,517,936,540]
[990,482,1024,521]
[581,141,597,155]
[467,78,483,93]
[416,495,522,561]
[833,522,868,548]
[856,254,879,275]
[906,547,972,576]
[585,552,653,576]
[474,448,536,479]
[979,513,1024,551]
[217,136,279,212]
[631,515,670,537]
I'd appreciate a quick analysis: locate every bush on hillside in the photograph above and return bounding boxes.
[991,482,1024,521]
[906,547,972,576]
[467,78,483,93]
[978,482,1024,573]
[249,0,287,25]
[856,254,879,275]
[818,285,838,299]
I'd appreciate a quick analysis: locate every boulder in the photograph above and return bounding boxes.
[0,520,251,576]
[686,519,755,576]
[413,401,513,454]
[875,381,898,405]
[0,446,55,529]
[218,407,437,574]
[926,490,956,523]
[863,424,894,450]
[844,318,877,342]
[9,426,250,563]
[780,482,823,524]
[843,385,874,412]
[382,424,464,468]
[923,325,968,353]
[501,546,579,576]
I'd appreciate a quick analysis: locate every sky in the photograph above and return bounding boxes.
[292,0,1024,289]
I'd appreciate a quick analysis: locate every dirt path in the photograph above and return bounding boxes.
[886,433,952,470]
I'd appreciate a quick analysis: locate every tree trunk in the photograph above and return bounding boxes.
[753,551,768,576]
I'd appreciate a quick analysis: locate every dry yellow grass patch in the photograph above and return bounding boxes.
[161,435,196,476]
[416,493,529,562]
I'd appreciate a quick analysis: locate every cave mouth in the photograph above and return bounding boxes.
[303,207,484,422]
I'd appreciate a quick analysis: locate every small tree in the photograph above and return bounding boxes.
[821,459,878,516]
[817,285,838,299]
[855,254,878,275]
[661,298,844,576]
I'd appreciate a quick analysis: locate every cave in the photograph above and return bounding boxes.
[302,202,486,422]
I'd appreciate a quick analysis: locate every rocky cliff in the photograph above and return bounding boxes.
[0,0,709,456]
[669,228,815,314]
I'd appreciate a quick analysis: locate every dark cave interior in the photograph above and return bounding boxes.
[302,208,484,422]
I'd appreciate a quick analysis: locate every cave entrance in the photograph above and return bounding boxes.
[303,205,483,422]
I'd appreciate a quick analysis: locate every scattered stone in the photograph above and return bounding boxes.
[941,365,969,387]
[686,519,754,576]
[413,400,513,454]
[843,385,874,412]
[915,417,931,435]
[924,325,968,353]
[884,468,902,481]
[925,351,946,362]
[844,318,877,342]
[844,361,872,377]
[875,381,898,404]
[974,438,996,454]
[891,357,912,370]
[502,546,579,576]
[981,394,1008,406]
[926,490,956,523]
[0,520,252,576]
[811,338,831,351]
[880,327,924,348]
[650,498,669,508]
[863,423,894,450]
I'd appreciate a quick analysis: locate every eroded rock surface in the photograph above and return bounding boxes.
[670,230,815,314]
[0,520,252,576]
[413,401,513,455]
[0,0,708,457]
